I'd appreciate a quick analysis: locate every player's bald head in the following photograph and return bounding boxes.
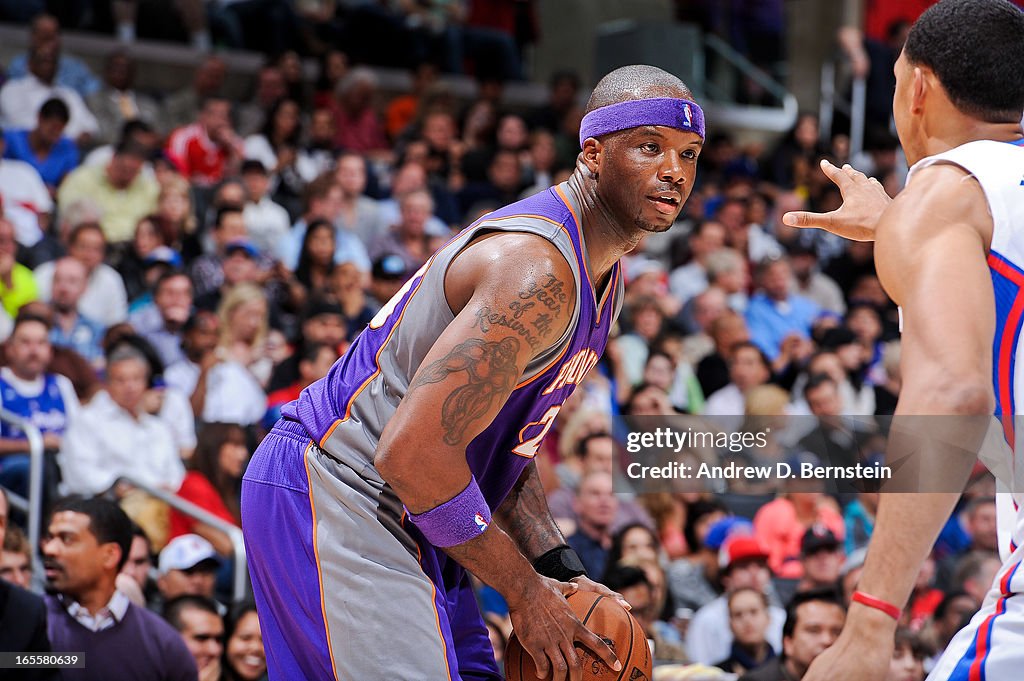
[585,65,694,115]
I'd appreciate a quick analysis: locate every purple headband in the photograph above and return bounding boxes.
[579,97,705,148]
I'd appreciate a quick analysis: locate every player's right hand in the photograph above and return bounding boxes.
[802,620,893,681]
[508,577,621,681]
[782,159,892,242]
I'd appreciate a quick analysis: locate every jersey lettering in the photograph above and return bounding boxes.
[512,405,562,458]
[541,348,600,395]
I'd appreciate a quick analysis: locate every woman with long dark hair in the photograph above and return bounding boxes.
[244,98,317,209]
[168,423,248,555]
[222,601,267,681]
[293,218,336,295]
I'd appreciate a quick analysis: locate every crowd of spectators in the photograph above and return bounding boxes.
[0,7,1007,681]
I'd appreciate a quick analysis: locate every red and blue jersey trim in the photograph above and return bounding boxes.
[988,251,1024,449]
[947,561,1020,681]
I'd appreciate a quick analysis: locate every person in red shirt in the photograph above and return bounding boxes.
[169,422,247,555]
[262,342,339,429]
[165,97,243,188]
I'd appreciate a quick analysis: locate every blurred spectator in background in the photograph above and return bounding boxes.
[787,242,846,316]
[761,113,827,191]
[566,471,618,579]
[1,522,33,589]
[369,188,436,272]
[0,42,98,144]
[886,628,927,681]
[670,220,727,305]
[922,591,975,671]
[214,282,272,387]
[706,248,750,313]
[128,270,193,368]
[57,140,159,245]
[844,491,878,554]
[697,310,750,398]
[169,423,246,555]
[236,65,287,138]
[330,67,389,155]
[164,55,227,131]
[6,14,99,98]
[738,588,845,681]
[264,342,338,428]
[116,225,181,309]
[156,534,220,606]
[0,218,39,320]
[43,496,197,681]
[716,587,777,677]
[283,172,371,272]
[49,257,105,365]
[0,311,79,499]
[118,523,154,602]
[528,70,580,133]
[293,218,337,298]
[303,106,339,177]
[668,502,731,613]
[87,51,163,147]
[746,257,820,361]
[60,345,184,497]
[0,487,55,680]
[793,525,845,597]
[190,204,249,300]
[164,594,224,681]
[166,97,243,189]
[951,550,1001,613]
[687,535,785,666]
[548,434,652,534]
[222,602,266,681]
[243,97,317,210]
[379,159,457,234]
[240,160,291,258]
[703,341,772,428]
[334,151,387,245]
[3,97,78,191]
[35,221,129,327]
[753,472,845,579]
[266,296,347,392]
[0,132,53,249]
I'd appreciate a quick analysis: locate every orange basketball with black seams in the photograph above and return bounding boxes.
[504,590,652,681]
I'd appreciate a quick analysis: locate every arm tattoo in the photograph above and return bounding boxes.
[495,462,565,561]
[469,272,570,351]
[409,337,521,445]
[519,273,569,315]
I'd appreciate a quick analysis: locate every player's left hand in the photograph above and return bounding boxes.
[568,575,631,611]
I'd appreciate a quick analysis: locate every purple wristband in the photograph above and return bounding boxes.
[406,476,492,548]
[579,97,706,148]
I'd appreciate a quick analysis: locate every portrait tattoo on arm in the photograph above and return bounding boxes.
[408,336,522,445]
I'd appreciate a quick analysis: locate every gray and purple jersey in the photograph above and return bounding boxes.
[282,182,624,510]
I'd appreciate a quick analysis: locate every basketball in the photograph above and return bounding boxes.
[504,590,652,681]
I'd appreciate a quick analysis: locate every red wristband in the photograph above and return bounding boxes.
[851,591,901,620]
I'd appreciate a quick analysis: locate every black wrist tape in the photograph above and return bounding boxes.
[532,545,587,581]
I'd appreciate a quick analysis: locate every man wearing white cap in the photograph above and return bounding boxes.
[156,534,221,608]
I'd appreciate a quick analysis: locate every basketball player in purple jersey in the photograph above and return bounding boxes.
[241,64,705,680]
[780,1,1024,679]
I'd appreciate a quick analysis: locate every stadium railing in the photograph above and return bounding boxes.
[0,407,45,589]
[819,53,867,157]
[114,475,250,605]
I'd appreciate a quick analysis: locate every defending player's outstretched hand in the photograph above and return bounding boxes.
[782,159,892,242]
